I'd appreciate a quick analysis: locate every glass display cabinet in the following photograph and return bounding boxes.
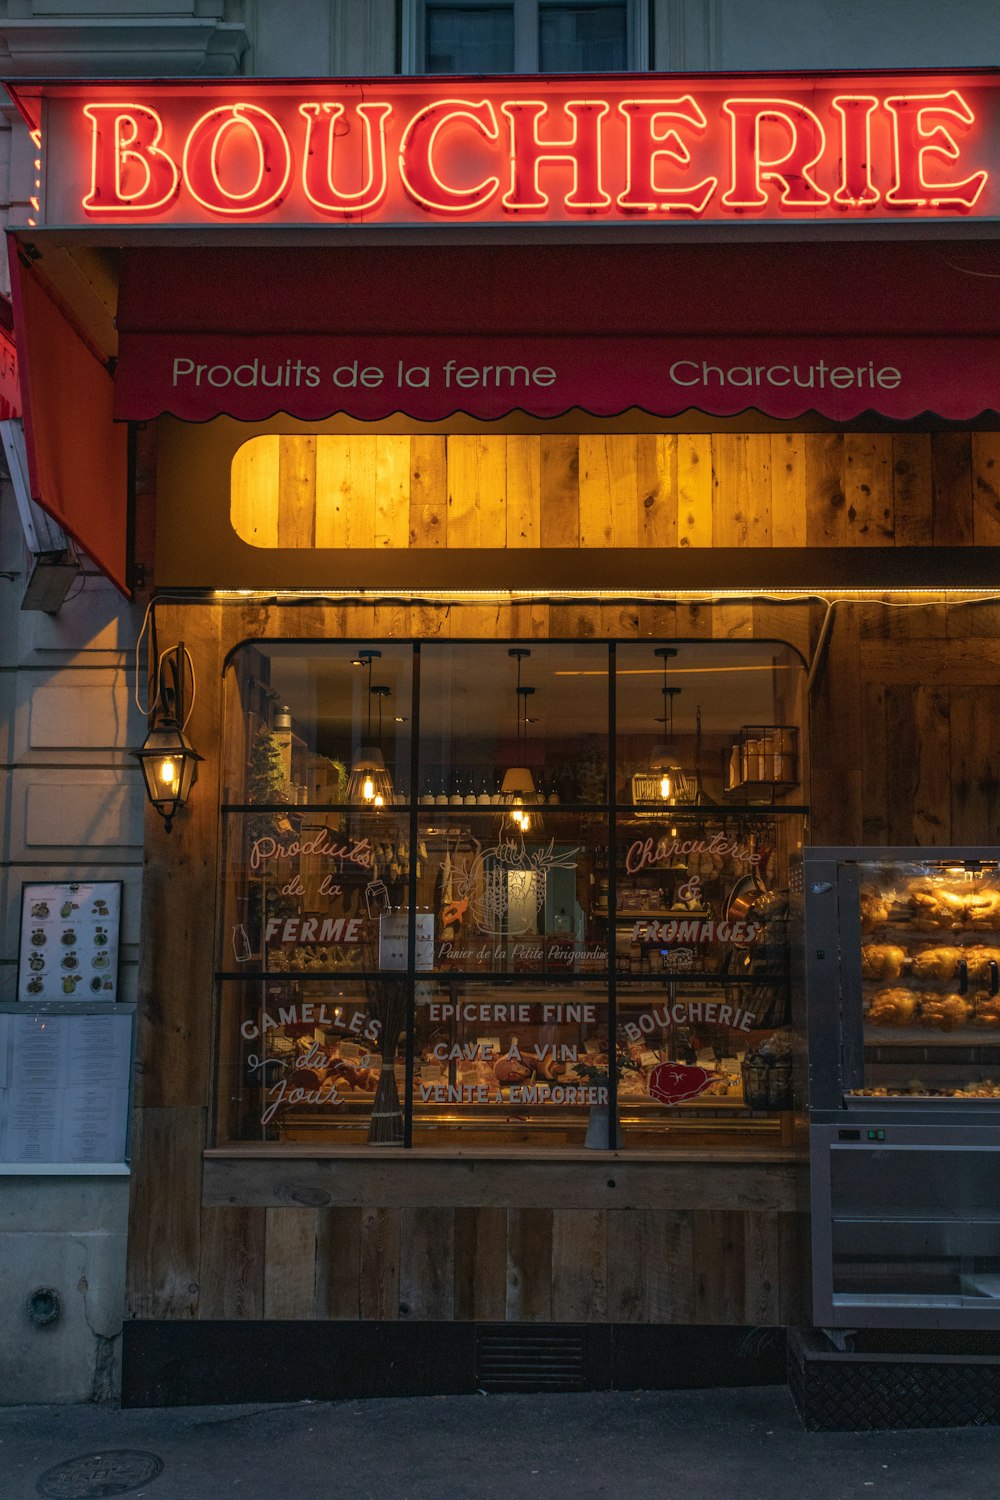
[802,847,1000,1329]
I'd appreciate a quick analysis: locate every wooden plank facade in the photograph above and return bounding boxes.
[129,424,1000,1339]
[230,431,1000,556]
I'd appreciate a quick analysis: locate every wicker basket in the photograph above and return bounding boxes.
[741,1056,793,1111]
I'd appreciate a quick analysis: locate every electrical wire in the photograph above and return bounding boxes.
[135,587,1000,723]
[134,591,198,728]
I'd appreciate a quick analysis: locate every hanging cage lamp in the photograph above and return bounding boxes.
[347,652,396,808]
[642,646,690,805]
[499,648,543,834]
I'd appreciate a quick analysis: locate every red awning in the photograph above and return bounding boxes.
[114,241,1000,424]
[9,240,129,592]
[0,295,20,419]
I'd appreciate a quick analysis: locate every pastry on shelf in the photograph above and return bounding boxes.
[852,1081,1000,1098]
[964,947,1000,980]
[973,992,1000,1028]
[918,993,972,1031]
[911,945,965,982]
[965,889,1000,929]
[861,943,906,980]
[859,888,890,930]
[866,987,918,1026]
[906,880,967,930]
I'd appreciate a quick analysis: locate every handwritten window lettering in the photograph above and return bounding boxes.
[217,637,803,1146]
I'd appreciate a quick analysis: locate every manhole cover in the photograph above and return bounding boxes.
[36,1450,163,1498]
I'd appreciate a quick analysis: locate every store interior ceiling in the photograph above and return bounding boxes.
[252,640,804,746]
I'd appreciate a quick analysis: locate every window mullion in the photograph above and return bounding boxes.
[514,0,538,72]
[631,0,649,71]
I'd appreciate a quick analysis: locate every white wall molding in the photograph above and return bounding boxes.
[0,17,249,76]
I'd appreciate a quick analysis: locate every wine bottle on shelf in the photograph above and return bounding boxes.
[434,773,449,806]
[464,775,478,806]
[449,774,464,806]
[477,774,492,807]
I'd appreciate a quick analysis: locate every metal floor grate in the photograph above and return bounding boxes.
[475,1327,589,1392]
[789,1330,1000,1430]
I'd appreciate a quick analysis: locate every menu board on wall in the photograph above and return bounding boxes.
[17,881,122,1002]
[0,1012,132,1165]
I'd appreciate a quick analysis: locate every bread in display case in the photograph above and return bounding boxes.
[850,857,1000,1101]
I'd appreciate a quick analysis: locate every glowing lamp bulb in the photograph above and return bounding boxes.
[362,774,375,802]
[158,756,179,790]
[659,773,672,800]
[374,792,384,808]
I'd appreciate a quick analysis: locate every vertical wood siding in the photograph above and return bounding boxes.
[232,432,996,555]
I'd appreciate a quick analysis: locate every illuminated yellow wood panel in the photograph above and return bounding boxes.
[230,434,280,548]
[229,431,950,555]
[506,434,541,548]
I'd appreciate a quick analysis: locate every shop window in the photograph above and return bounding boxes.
[405,0,647,74]
[216,638,805,1151]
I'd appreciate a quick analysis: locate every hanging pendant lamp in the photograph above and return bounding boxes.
[690,705,716,806]
[347,651,396,808]
[648,646,689,804]
[499,648,543,834]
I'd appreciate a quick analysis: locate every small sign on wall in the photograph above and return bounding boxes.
[17,881,122,1003]
[378,912,434,971]
[0,1012,132,1165]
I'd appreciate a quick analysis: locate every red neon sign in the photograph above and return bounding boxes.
[16,72,1000,229]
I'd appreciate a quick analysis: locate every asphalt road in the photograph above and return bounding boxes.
[2,1386,1000,1500]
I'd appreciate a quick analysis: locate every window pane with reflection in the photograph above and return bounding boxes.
[427,4,515,71]
[539,2,627,71]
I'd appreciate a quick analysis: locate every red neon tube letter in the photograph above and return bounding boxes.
[182,103,292,216]
[831,95,880,206]
[81,103,180,214]
[884,91,988,209]
[398,99,500,214]
[616,97,717,214]
[500,100,611,212]
[300,102,393,216]
[722,97,831,209]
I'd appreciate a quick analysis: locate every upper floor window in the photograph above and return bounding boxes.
[406,0,648,74]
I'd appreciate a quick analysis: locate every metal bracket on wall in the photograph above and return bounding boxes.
[806,600,837,697]
[0,417,82,612]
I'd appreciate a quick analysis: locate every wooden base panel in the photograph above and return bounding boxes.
[120,1319,789,1407]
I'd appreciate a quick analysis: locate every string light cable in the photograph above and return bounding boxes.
[135,586,1000,713]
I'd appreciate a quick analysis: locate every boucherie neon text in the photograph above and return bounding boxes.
[57,75,993,226]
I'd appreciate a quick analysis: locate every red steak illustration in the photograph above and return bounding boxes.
[648,1062,716,1105]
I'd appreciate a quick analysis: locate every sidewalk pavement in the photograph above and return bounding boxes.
[2,1386,999,1500]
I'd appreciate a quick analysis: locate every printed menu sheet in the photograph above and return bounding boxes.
[0,1013,132,1164]
[17,881,122,1002]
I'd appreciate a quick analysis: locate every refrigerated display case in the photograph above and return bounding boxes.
[802,847,1000,1330]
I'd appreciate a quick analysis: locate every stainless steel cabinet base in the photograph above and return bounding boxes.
[801,849,1000,1331]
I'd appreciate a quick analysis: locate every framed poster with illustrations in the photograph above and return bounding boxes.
[17,881,123,1003]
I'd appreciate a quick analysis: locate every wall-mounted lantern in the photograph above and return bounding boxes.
[133,641,202,832]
